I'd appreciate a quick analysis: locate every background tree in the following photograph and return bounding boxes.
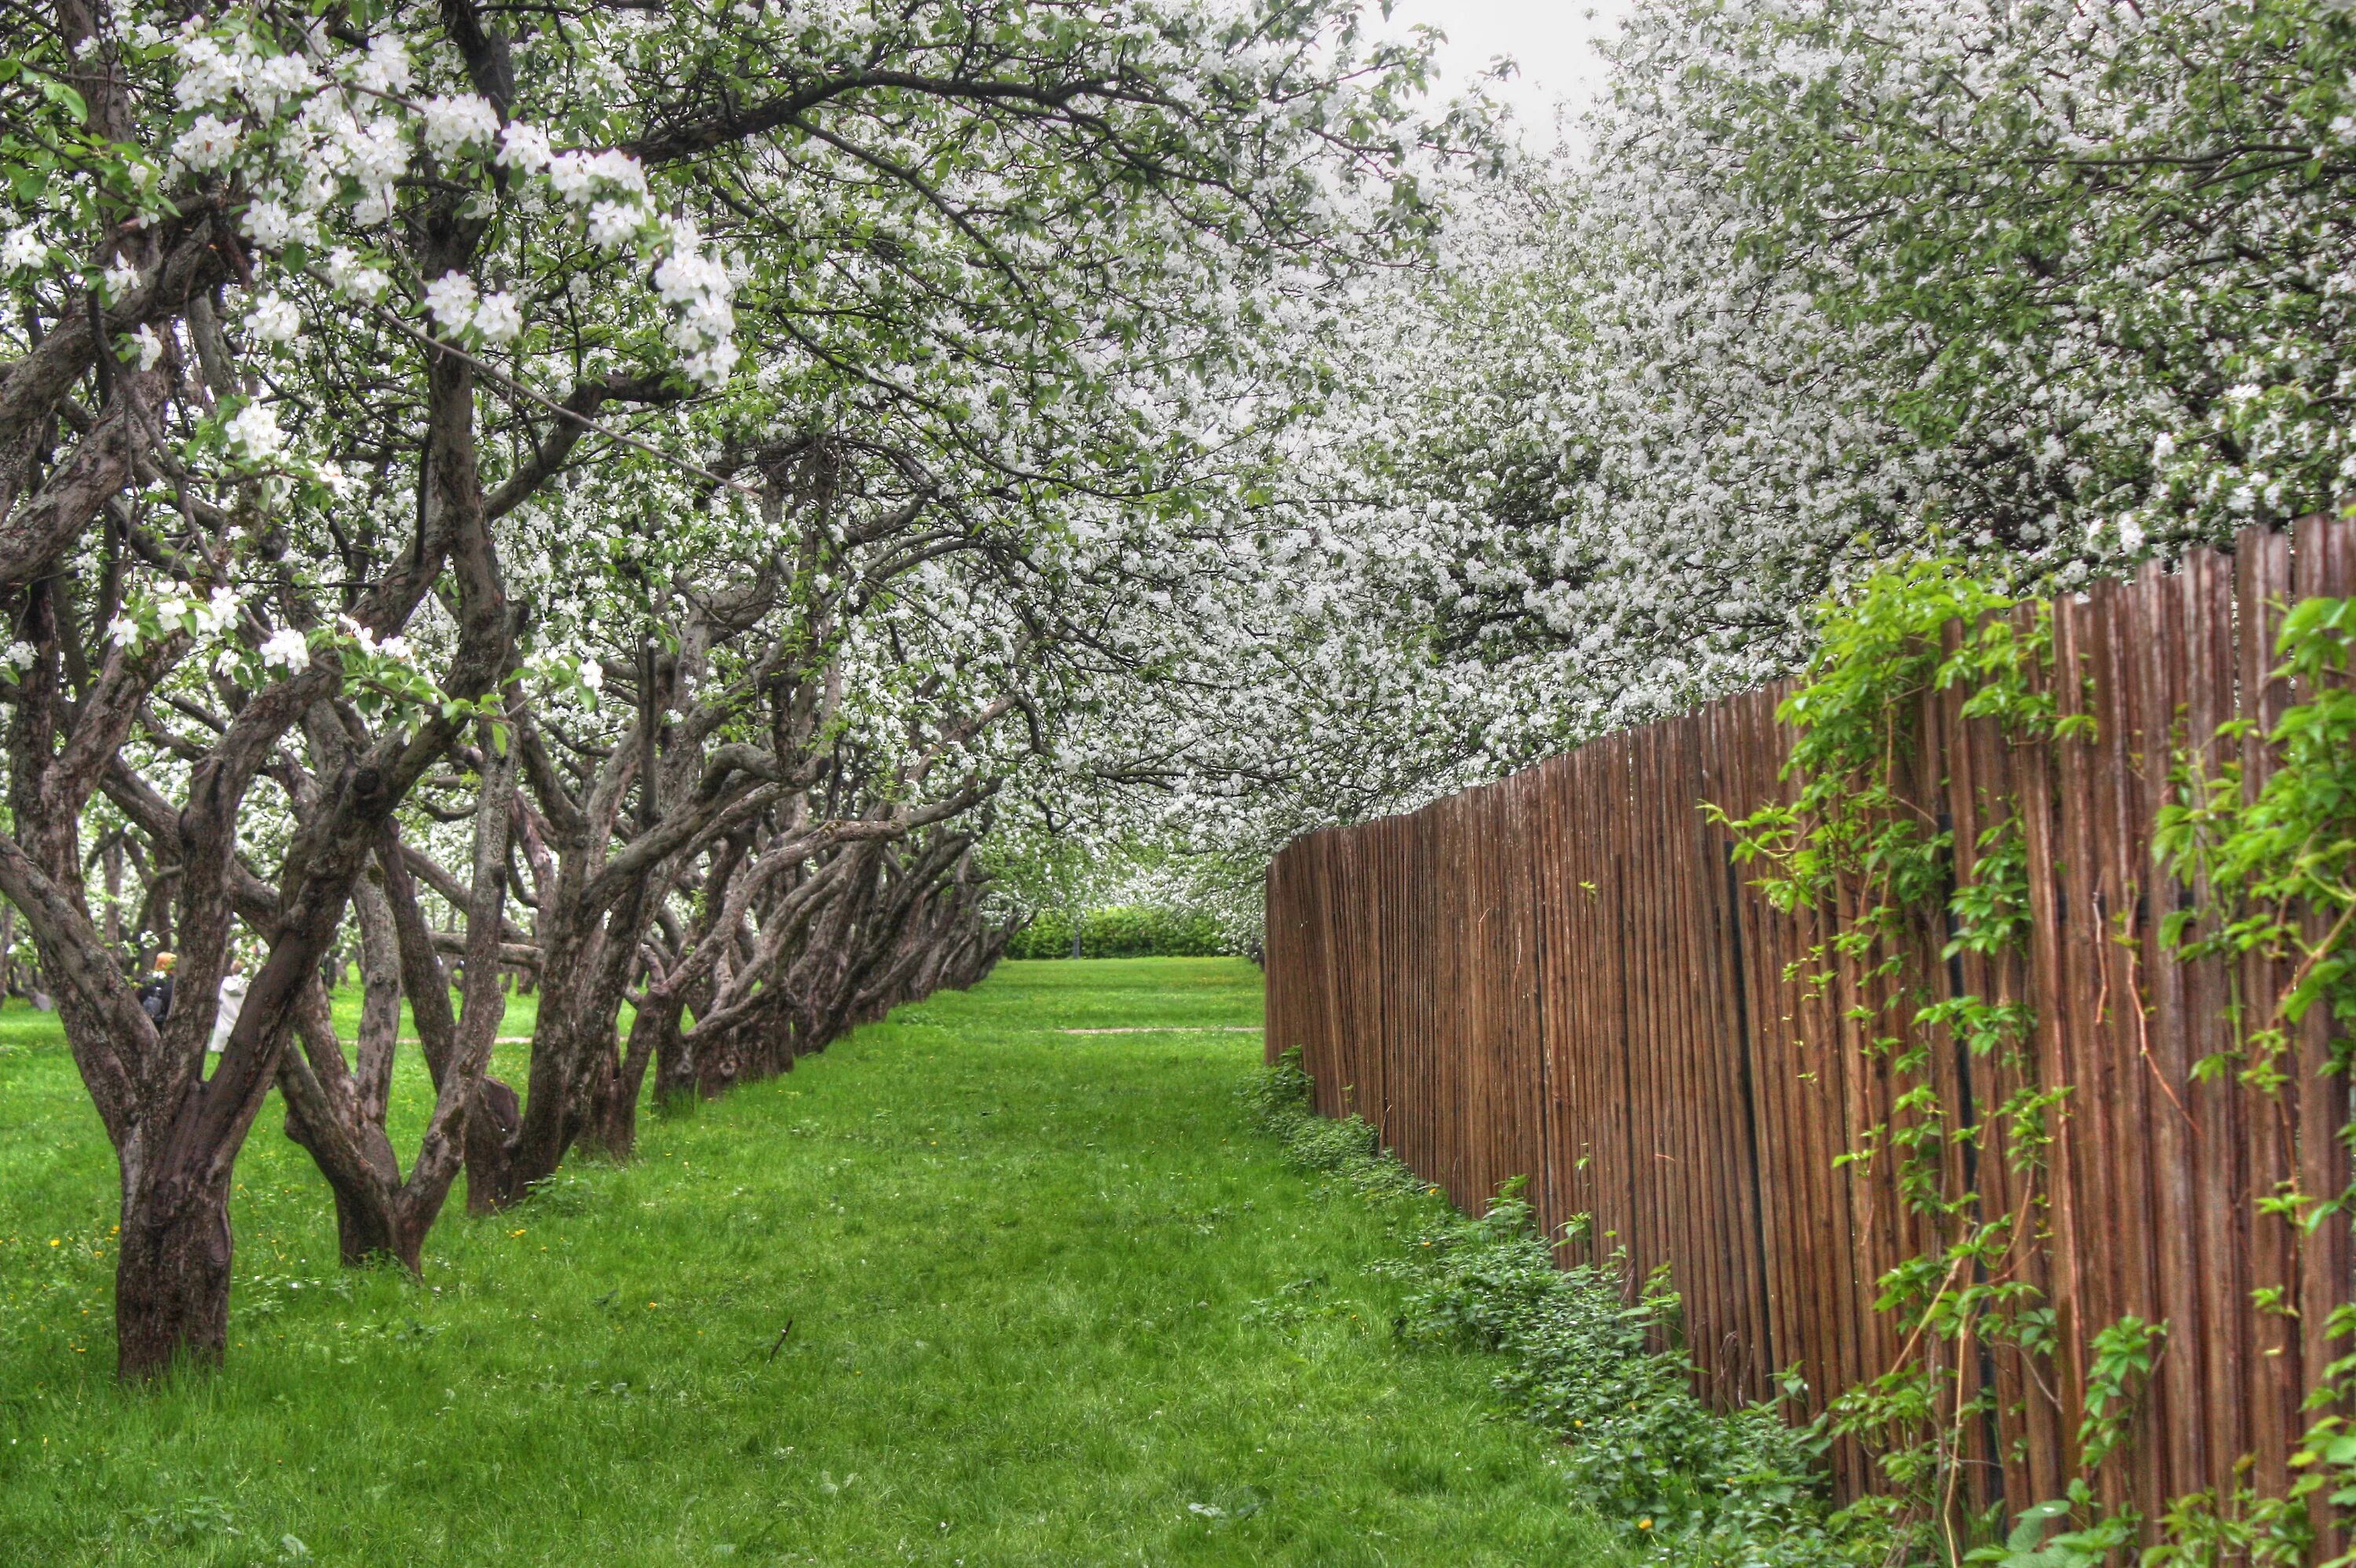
[1139,0,2356,884]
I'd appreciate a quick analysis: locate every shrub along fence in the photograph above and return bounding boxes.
[1004,905,1232,959]
[1264,516,2356,1544]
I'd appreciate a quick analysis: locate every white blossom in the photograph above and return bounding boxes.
[544,152,601,204]
[585,150,647,196]
[474,291,524,345]
[497,122,554,174]
[241,198,294,250]
[650,228,737,385]
[173,32,246,110]
[173,114,243,170]
[421,94,499,159]
[586,200,639,252]
[258,627,310,674]
[336,614,384,656]
[423,272,478,334]
[194,588,240,638]
[350,35,412,94]
[223,400,284,460]
[324,247,390,302]
[130,325,163,371]
[246,51,320,116]
[682,342,741,386]
[245,293,300,344]
[338,117,412,205]
[546,148,646,206]
[2,227,46,270]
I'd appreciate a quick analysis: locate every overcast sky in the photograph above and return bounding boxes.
[1369,0,1637,147]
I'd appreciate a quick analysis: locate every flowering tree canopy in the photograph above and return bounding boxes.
[1126,0,2356,903]
[0,0,1458,1375]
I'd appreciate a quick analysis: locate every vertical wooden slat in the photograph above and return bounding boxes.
[1935,616,2003,1521]
[2051,589,2109,1496]
[2295,517,2356,1556]
[2182,548,2249,1499]
[2129,557,2208,1504]
[2084,577,2170,1522]
[2236,525,2301,1498]
[2012,597,2076,1504]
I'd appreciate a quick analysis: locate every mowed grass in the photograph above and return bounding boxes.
[0,958,1627,1566]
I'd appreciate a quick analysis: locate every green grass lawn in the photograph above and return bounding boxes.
[0,958,1627,1566]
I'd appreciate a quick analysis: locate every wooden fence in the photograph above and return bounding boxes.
[1264,517,2356,1527]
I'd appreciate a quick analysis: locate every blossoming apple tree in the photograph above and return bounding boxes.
[0,0,1454,1376]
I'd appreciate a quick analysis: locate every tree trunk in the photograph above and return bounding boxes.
[572,1033,632,1161]
[316,1179,424,1273]
[547,881,653,1166]
[465,1076,524,1215]
[696,1019,745,1096]
[744,995,796,1080]
[277,1097,422,1271]
[638,988,691,1101]
[115,1166,234,1379]
[284,1120,405,1270]
[483,932,599,1207]
[101,838,123,949]
[590,1009,658,1160]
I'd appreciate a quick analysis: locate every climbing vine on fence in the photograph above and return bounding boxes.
[2148,592,2356,1566]
[1718,557,2356,1565]
[1718,562,2082,1561]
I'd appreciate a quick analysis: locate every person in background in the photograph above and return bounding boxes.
[207,957,247,1054]
[137,951,175,1023]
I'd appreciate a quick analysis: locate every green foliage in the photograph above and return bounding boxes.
[1725,561,2057,927]
[1004,905,1234,960]
[1698,0,2356,554]
[1963,1485,2138,1568]
[2160,595,2356,1087]
[1717,561,2356,1560]
[1714,560,2083,1559]
[1248,1048,1893,1565]
[2076,1315,2164,1474]
[2152,590,2356,1563]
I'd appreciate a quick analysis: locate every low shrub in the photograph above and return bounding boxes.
[1246,1047,1891,1565]
[1005,905,1232,959]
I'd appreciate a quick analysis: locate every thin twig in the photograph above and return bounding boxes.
[2123,916,2201,1137]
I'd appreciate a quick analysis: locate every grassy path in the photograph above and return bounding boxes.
[0,959,1622,1565]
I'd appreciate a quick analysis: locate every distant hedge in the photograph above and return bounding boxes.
[1004,906,1233,959]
